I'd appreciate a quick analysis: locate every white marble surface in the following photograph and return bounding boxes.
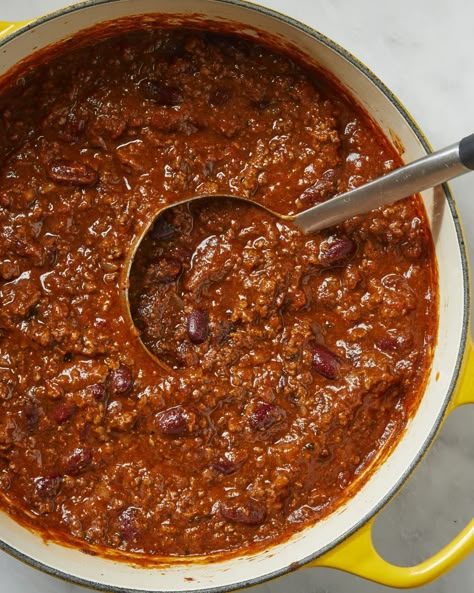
[0,0,473,592]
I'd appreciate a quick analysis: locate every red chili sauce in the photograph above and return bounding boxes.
[0,26,437,557]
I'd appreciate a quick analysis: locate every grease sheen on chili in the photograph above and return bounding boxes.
[0,24,437,557]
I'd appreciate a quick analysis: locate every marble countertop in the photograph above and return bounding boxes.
[0,1,473,592]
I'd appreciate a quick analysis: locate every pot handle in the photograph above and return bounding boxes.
[309,338,474,587]
[0,21,30,39]
[449,336,474,409]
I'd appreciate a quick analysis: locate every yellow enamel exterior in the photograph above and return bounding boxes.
[0,10,472,591]
[451,337,474,409]
[0,21,32,38]
[310,338,474,586]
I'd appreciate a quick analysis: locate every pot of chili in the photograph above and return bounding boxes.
[0,1,472,591]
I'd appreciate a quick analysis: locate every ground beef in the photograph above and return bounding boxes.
[0,25,437,558]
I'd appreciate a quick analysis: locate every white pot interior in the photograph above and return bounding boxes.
[0,1,469,591]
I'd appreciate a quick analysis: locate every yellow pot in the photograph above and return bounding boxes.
[0,1,472,591]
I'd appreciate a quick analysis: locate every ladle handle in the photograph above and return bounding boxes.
[459,132,474,169]
[294,133,474,234]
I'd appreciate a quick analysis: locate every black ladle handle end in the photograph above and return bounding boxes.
[459,133,474,170]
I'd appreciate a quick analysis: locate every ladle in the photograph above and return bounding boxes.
[136,133,474,240]
[122,133,474,370]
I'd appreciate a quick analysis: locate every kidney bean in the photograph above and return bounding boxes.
[312,344,340,380]
[34,474,62,499]
[187,308,209,343]
[248,401,284,431]
[220,497,267,526]
[211,458,239,475]
[140,79,183,105]
[156,405,198,437]
[117,507,140,542]
[47,159,98,186]
[376,333,411,353]
[109,364,134,395]
[299,184,321,206]
[53,402,76,424]
[319,236,357,266]
[89,383,107,401]
[187,308,209,344]
[64,447,92,475]
[376,336,398,352]
[298,169,336,205]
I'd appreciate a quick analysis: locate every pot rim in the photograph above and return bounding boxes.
[0,1,471,592]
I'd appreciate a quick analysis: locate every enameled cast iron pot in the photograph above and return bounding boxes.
[0,1,473,591]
